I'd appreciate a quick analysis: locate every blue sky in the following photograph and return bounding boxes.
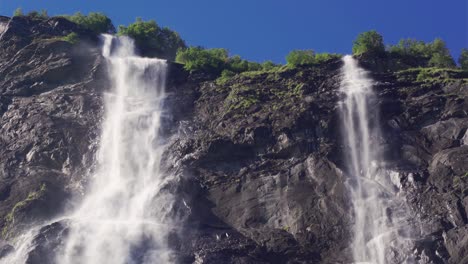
[0,0,466,63]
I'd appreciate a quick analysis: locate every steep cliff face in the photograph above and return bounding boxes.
[0,16,467,264]
[0,15,105,243]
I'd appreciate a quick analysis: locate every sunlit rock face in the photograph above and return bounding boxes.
[0,15,467,264]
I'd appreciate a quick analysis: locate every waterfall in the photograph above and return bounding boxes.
[55,35,176,264]
[339,55,414,264]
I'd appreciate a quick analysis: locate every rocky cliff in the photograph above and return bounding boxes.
[0,16,467,264]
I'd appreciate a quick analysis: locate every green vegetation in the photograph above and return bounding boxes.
[39,33,80,45]
[27,10,49,19]
[228,55,263,73]
[216,69,236,85]
[176,46,282,80]
[12,8,48,19]
[224,85,260,112]
[63,12,115,34]
[2,184,47,239]
[386,38,455,69]
[458,49,468,70]
[118,18,185,60]
[388,39,431,57]
[352,30,385,56]
[427,39,456,68]
[13,8,23,17]
[286,50,341,67]
[60,32,80,44]
[221,67,311,116]
[286,50,315,66]
[261,61,278,71]
[314,53,342,63]
[396,67,468,85]
[176,47,228,74]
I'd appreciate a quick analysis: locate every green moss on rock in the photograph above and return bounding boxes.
[2,184,47,239]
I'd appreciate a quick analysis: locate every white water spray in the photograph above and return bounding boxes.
[339,55,413,264]
[55,35,176,264]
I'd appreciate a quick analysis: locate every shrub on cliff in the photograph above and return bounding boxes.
[459,49,468,70]
[352,30,385,56]
[427,38,455,68]
[388,38,455,68]
[13,8,48,19]
[286,50,341,67]
[261,61,279,71]
[27,10,49,19]
[176,47,228,74]
[228,55,263,73]
[118,18,186,60]
[389,39,430,58]
[63,12,115,34]
[286,50,316,66]
[315,53,342,63]
[176,46,283,77]
[61,32,80,44]
[13,8,23,17]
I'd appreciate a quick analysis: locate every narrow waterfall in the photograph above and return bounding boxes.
[339,55,413,264]
[56,35,176,264]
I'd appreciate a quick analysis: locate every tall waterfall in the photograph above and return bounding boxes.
[339,55,413,264]
[56,35,176,264]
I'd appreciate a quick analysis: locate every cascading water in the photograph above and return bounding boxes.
[0,34,179,264]
[55,34,177,264]
[339,55,414,264]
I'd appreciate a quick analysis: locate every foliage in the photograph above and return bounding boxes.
[63,12,115,34]
[389,39,430,58]
[459,49,468,70]
[388,38,455,69]
[176,46,228,74]
[396,67,468,85]
[428,53,455,68]
[221,70,308,116]
[352,30,385,56]
[13,8,48,19]
[176,46,282,80]
[224,85,259,112]
[2,184,47,239]
[427,38,455,68]
[13,7,23,17]
[286,50,341,67]
[27,9,48,19]
[314,53,342,63]
[118,18,185,60]
[60,32,80,44]
[216,69,236,85]
[228,55,263,73]
[286,50,316,66]
[261,61,279,71]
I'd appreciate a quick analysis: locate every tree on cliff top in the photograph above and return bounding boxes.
[13,8,23,17]
[63,12,115,34]
[352,30,385,56]
[388,38,455,68]
[459,49,468,70]
[286,50,316,66]
[286,50,341,67]
[175,47,228,74]
[118,18,186,60]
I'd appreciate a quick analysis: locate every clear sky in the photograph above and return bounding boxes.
[0,0,466,63]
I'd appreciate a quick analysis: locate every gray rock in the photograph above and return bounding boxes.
[0,14,468,264]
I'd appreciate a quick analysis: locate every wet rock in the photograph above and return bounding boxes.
[0,15,468,264]
[0,240,13,258]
